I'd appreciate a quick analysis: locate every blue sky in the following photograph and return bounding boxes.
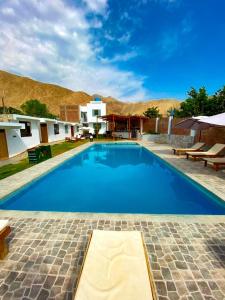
[0,0,225,101]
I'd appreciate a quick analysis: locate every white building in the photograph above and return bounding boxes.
[39,118,77,143]
[79,97,107,135]
[0,114,41,158]
[0,114,78,159]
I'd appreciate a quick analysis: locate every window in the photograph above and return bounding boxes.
[54,124,59,134]
[81,111,87,122]
[93,123,101,131]
[19,121,32,137]
[65,125,69,134]
[92,109,101,117]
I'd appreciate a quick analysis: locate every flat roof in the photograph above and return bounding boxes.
[100,114,148,121]
[0,121,23,129]
[11,114,41,121]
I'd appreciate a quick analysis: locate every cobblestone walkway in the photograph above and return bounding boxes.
[0,218,224,300]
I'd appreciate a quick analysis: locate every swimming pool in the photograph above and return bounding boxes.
[1,143,225,214]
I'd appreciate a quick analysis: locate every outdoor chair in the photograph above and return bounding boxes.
[172,142,205,155]
[186,143,225,160]
[203,157,225,171]
[74,230,156,300]
[0,220,11,259]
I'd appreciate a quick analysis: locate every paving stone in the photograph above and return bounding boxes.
[37,289,49,300]
[0,217,224,299]
[155,281,168,296]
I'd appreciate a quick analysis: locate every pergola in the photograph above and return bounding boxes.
[99,114,147,139]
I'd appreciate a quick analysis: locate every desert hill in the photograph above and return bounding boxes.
[0,70,181,116]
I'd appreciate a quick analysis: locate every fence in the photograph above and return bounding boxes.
[195,127,225,145]
[143,117,190,135]
[143,117,225,146]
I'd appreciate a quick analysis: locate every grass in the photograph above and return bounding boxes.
[51,140,87,156]
[0,140,87,180]
[0,159,32,180]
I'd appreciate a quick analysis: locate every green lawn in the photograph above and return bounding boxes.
[0,140,87,180]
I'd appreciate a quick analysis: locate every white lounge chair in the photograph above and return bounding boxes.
[74,230,156,300]
[172,142,205,155]
[186,143,225,160]
[0,220,11,259]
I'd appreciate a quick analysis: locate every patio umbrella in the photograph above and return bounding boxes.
[175,116,209,130]
[197,112,225,127]
[175,116,210,142]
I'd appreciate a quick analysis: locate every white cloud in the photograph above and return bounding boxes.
[118,32,132,44]
[83,0,108,14]
[1,7,15,16]
[0,0,149,101]
[100,51,138,63]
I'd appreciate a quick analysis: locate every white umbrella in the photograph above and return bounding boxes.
[197,112,225,127]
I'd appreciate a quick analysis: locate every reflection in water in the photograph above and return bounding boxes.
[93,145,150,168]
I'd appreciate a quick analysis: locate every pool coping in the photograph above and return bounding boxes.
[0,209,225,223]
[0,140,225,221]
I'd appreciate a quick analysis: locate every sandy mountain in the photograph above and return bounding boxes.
[0,70,181,116]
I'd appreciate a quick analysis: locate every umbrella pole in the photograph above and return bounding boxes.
[199,130,202,142]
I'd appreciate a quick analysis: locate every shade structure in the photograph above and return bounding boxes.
[175,116,209,130]
[197,112,225,127]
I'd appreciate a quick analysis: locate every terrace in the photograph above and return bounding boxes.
[0,141,225,299]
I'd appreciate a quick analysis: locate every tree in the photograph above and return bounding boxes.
[143,106,161,118]
[21,99,56,118]
[206,86,225,115]
[172,86,225,117]
[169,87,209,117]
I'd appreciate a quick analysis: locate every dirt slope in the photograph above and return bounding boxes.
[0,70,181,116]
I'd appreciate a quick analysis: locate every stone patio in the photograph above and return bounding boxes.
[0,217,224,300]
[0,141,225,299]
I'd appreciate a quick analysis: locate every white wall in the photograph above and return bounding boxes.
[46,123,75,142]
[5,120,41,157]
[79,101,107,134]
[89,122,106,134]
[86,102,106,123]
[47,123,65,142]
[2,117,77,158]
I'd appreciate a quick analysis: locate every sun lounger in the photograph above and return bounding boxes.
[186,143,225,160]
[74,230,156,300]
[65,137,80,143]
[0,220,11,259]
[203,157,225,171]
[172,142,205,155]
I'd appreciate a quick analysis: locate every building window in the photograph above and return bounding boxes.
[65,125,69,134]
[19,121,32,137]
[81,111,87,122]
[92,109,101,117]
[54,124,59,135]
[93,123,101,131]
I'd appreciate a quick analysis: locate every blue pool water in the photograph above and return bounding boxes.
[1,143,225,214]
